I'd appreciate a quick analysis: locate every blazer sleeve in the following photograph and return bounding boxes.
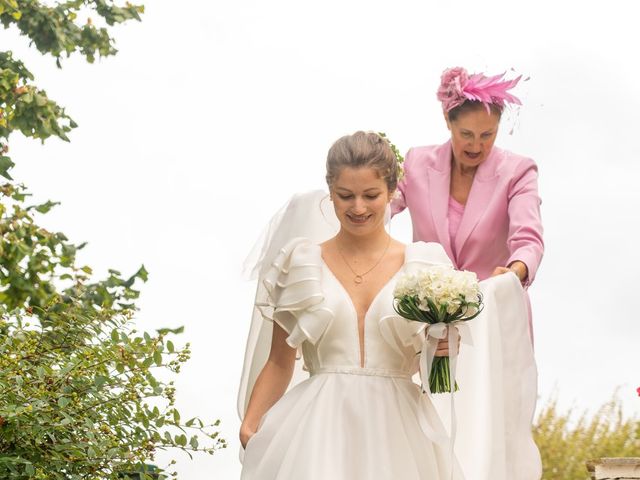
[506,157,544,287]
[390,147,413,216]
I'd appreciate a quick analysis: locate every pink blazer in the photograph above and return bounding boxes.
[392,140,544,287]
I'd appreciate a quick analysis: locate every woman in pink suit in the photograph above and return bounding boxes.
[390,68,543,478]
[392,67,543,293]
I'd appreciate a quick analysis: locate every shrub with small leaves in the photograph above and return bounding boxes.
[1,2,227,478]
[0,184,226,479]
[533,395,640,479]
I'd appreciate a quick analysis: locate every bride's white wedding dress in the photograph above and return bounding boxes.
[238,191,541,480]
[241,238,462,479]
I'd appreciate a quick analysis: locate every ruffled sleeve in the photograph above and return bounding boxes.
[379,241,454,352]
[255,237,333,349]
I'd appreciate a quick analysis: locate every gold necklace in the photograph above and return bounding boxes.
[336,234,391,285]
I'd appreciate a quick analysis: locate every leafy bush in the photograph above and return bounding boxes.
[534,395,640,479]
[1,2,227,478]
[0,184,226,479]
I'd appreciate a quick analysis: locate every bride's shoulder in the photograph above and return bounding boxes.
[405,241,453,266]
[388,237,406,261]
[277,237,322,263]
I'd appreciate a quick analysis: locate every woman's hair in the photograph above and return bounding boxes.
[325,131,398,192]
[447,100,503,122]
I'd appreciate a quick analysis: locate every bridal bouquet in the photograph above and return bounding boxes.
[393,265,483,393]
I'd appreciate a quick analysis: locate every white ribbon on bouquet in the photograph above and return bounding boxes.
[417,320,472,480]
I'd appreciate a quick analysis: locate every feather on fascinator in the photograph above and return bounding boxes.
[437,66,522,113]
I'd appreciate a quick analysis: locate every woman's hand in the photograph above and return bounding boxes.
[490,266,510,277]
[491,261,528,283]
[434,328,461,357]
[240,423,256,449]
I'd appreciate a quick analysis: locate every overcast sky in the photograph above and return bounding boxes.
[4,0,640,478]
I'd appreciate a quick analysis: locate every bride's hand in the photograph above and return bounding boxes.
[240,424,256,448]
[434,329,461,357]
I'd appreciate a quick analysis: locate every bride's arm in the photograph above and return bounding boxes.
[240,321,297,448]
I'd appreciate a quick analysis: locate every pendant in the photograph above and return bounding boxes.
[354,275,363,284]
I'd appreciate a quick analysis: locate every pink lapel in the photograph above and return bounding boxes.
[453,147,500,256]
[427,144,453,259]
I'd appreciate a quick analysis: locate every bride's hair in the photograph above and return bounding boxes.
[325,131,398,192]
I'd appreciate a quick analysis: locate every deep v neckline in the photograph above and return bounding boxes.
[320,257,406,321]
[319,247,407,367]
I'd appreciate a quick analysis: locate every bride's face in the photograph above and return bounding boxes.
[331,166,392,236]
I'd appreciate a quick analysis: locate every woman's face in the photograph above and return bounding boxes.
[446,108,500,169]
[331,166,392,237]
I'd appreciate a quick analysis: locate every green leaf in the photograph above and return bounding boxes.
[34,92,47,106]
[190,435,199,449]
[0,156,15,180]
[156,326,185,335]
[94,375,107,390]
[111,329,119,343]
[34,200,60,214]
[167,340,174,353]
[175,434,187,447]
[153,350,162,366]
[58,397,70,408]
[135,264,148,282]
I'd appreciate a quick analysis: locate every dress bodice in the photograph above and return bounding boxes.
[258,238,454,378]
[304,260,415,375]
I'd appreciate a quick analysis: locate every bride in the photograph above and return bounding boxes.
[237,131,541,479]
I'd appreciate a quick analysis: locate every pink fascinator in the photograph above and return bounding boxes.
[437,66,522,113]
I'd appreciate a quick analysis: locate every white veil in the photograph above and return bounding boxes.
[237,190,340,419]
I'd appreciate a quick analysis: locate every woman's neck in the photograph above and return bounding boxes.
[335,227,389,254]
[451,156,477,177]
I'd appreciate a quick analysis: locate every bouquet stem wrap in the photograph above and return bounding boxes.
[422,322,458,394]
[420,321,471,480]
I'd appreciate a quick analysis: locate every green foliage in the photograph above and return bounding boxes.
[0,1,144,62]
[1,2,227,478]
[0,183,144,314]
[533,396,640,479]
[0,184,226,479]
[377,132,404,182]
[0,0,143,179]
[0,50,78,179]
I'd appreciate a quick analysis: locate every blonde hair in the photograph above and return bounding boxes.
[325,131,398,192]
